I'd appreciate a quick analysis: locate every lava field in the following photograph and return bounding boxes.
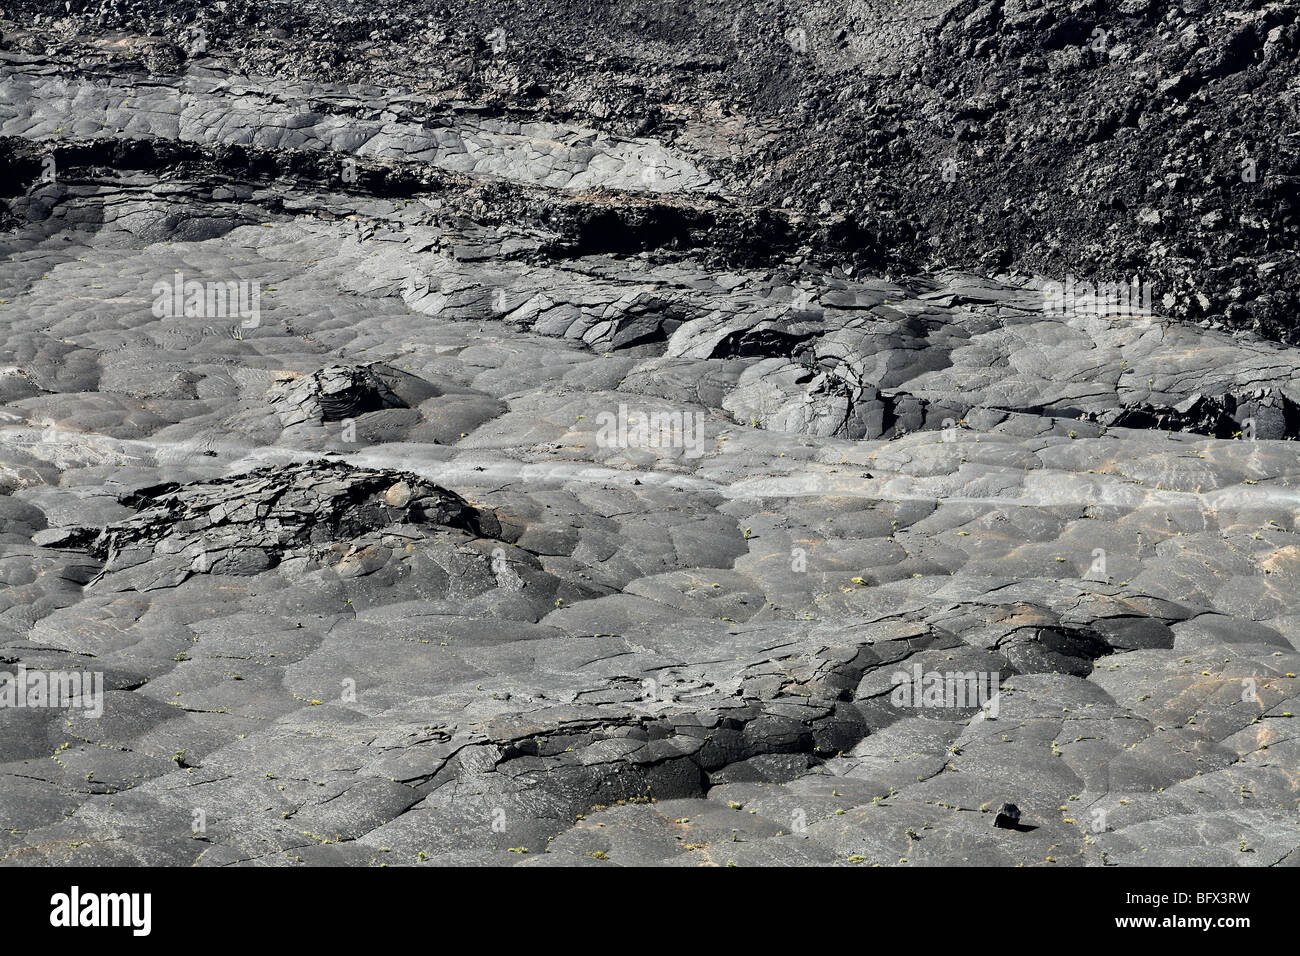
[0,0,1298,872]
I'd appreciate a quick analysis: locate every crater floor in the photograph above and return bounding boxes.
[1,25,1298,868]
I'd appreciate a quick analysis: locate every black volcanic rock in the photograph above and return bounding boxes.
[79,462,490,577]
[993,803,1022,830]
[269,364,413,426]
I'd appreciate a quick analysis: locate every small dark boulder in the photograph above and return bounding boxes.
[993,803,1021,829]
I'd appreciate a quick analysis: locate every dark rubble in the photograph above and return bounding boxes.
[0,3,1298,869]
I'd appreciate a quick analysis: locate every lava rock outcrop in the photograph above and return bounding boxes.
[38,461,491,579]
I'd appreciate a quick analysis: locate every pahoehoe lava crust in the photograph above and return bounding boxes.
[0,1,1298,869]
